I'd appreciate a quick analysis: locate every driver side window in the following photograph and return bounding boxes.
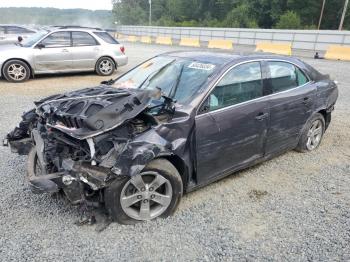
[40,32,71,48]
[208,62,263,112]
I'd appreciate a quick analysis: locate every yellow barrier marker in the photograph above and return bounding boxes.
[255,42,292,56]
[324,45,350,61]
[208,39,233,50]
[155,36,173,45]
[140,36,152,44]
[117,34,125,40]
[127,35,138,42]
[180,37,200,47]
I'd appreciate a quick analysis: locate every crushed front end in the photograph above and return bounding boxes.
[4,86,175,205]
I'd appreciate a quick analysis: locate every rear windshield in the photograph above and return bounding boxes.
[94,32,119,44]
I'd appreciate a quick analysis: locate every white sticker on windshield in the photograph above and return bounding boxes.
[188,62,216,71]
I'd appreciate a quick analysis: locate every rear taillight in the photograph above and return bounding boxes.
[120,46,125,54]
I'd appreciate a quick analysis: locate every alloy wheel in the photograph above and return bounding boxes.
[120,172,173,221]
[306,119,323,150]
[99,60,113,74]
[7,63,27,81]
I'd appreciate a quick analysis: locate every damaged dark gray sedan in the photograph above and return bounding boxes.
[4,51,338,224]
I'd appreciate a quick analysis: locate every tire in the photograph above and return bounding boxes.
[96,57,116,76]
[27,147,46,179]
[295,113,326,153]
[104,159,183,225]
[3,59,31,83]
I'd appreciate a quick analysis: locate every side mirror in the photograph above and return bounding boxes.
[199,98,210,114]
[17,36,23,43]
[36,43,45,49]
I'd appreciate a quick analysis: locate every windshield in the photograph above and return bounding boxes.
[22,31,48,47]
[112,56,217,104]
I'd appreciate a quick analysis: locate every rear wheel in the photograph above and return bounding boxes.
[104,159,183,224]
[96,57,116,76]
[3,59,30,82]
[296,113,325,152]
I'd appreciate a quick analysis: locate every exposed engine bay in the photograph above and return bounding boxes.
[4,85,182,206]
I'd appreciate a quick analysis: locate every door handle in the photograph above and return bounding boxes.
[255,112,269,121]
[61,49,69,53]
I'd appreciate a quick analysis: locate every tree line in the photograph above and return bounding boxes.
[0,7,113,28]
[112,0,350,30]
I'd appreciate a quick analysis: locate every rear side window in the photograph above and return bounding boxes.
[267,61,309,93]
[6,26,34,34]
[0,26,5,34]
[72,32,98,46]
[41,32,71,48]
[94,32,119,44]
[209,62,263,111]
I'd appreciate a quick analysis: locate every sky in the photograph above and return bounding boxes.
[0,0,113,10]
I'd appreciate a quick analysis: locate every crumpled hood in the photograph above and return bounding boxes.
[36,85,153,140]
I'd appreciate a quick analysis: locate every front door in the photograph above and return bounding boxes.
[33,31,73,72]
[264,61,317,155]
[195,61,269,184]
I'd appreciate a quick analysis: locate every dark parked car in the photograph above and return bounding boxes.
[4,52,338,224]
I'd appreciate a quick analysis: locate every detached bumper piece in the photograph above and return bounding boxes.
[29,173,64,194]
[28,160,113,205]
[4,137,33,155]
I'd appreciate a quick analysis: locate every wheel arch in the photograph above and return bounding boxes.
[156,154,189,192]
[2,58,34,78]
[317,108,331,130]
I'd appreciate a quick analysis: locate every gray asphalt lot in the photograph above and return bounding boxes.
[0,43,349,261]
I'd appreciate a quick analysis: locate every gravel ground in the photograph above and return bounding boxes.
[0,43,349,261]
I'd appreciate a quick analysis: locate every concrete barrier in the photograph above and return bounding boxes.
[155,36,173,45]
[180,37,200,47]
[140,36,152,44]
[127,35,138,42]
[324,45,350,61]
[116,26,350,52]
[117,34,126,40]
[208,39,233,50]
[255,42,292,56]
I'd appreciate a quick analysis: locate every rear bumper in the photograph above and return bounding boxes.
[114,54,128,67]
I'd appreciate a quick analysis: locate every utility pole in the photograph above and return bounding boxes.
[339,0,349,30]
[149,0,152,26]
[318,0,326,30]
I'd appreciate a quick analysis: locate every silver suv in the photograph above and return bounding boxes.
[0,26,128,82]
[0,24,38,45]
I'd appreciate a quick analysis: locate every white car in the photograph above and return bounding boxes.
[0,24,38,45]
[0,26,128,82]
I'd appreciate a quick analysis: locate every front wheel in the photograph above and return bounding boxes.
[104,159,183,224]
[296,113,325,153]
[3,59,31,82]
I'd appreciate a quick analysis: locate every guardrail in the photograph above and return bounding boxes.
[114,25,350,52]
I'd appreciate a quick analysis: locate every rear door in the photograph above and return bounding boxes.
[33,31,73,72]
[195,61,269,184]
[71,31,100,70]
[264,60,316,155]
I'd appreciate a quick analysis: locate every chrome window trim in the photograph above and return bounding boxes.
[37,31,72,48]
[196,58,312,117]
[71,31,100,47]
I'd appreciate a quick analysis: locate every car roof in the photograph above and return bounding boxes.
[162,50,302,67]
[50,26,105,33]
